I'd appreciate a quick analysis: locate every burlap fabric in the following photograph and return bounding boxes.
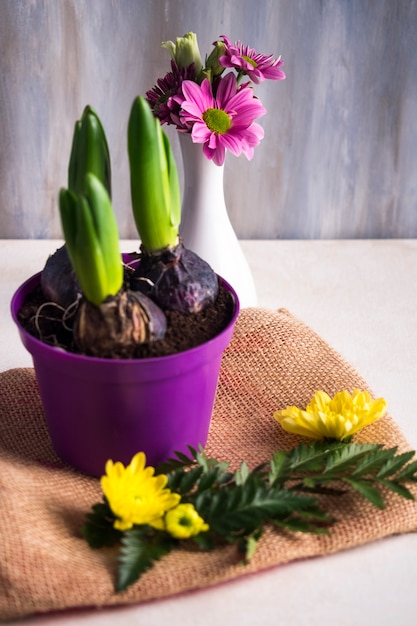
[1,308,416,621]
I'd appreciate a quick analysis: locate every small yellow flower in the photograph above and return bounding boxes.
[274,389,387,441]
[164,503,209,539]
[101,452,180,531]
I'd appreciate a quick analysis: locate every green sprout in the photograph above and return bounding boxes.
[59,174,123,306]
[68,105,111,197]
[127,96,181,252]
[59,106,122,306]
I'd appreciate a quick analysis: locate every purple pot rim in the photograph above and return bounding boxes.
[11,269,240,366]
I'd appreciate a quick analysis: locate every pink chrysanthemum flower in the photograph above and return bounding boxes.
[146,60,195,129]
[219,35,286,84]
[177,73,266,166]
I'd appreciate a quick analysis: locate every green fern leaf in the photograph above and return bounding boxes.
[343,478,385,508]
[178,465,204,494]
[195,449,230,474]
[322,443,383,477]
[289,441,343,473]
[165,466,188,492]
[81,500,122,549]
[197,479,327,540]
[156,446,199,474]
[269,450,291,485]
[396,459,417,481]
[164,465,204,495]
[350,447,398,478]
[195,467,222,492]
[273,516,332,534]
[117,528,174,592]
[376,451,415,479]
[380,480,415,500]
[235,462,250,486]
[174,449,197,464]
[241,529,263,562]
[191,531,216,551]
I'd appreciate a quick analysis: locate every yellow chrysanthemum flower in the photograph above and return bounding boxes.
[164,503,209,539]
[274,389,387,441]
[101,452,181,531]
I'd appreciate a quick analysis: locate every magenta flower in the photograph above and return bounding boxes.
[219,35,285,84]
[146,60,195,129]
[147,32,285,164]
[177,73,266,165]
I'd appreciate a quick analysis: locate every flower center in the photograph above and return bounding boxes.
[202,108,232,134]
[242,55,258,68]
[179,514,192,528]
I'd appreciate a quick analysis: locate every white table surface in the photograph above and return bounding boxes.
[1,239,417,625]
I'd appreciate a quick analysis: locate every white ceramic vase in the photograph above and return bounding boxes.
[178,133,257,308]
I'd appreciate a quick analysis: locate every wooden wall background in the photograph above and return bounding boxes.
[0,0,416,239]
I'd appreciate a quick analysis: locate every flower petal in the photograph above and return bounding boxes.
[275,390,387,441]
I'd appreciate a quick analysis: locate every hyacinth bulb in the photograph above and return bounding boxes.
[130,241,218,315]
[74,289,167,358]
[41,245,81,308]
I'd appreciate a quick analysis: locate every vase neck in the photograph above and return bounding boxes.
[177,132,257,307]
[178,133,225,189]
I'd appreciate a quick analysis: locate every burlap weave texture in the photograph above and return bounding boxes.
[1,307,416,621]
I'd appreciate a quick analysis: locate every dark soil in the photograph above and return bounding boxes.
[18,280,235,359]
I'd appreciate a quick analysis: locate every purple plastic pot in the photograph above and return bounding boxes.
[11,259,239,477]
